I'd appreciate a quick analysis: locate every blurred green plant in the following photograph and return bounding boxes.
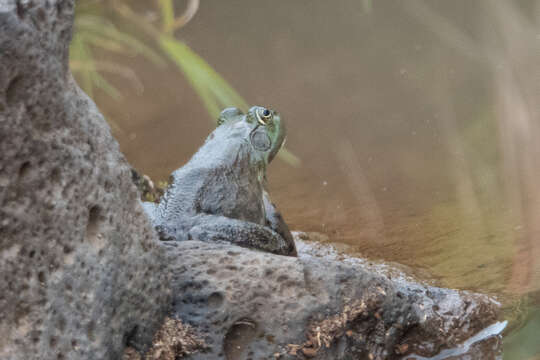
[70,0,299,166]
[71,14,164,100]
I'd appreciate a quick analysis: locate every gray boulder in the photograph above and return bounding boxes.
[164,236,503,359]
[0,1,170,359]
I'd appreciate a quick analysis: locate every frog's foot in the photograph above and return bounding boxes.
[188,215,296,257]
[154,225,177,241]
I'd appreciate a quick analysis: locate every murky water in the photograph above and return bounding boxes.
[80,0,540,358]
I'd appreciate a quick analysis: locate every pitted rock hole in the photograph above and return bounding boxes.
[49,336,58,348]
[56,1,64,15]
[37,271,46,284]
[86,206,104,247]
[123,325,139,348]
[50,167,61,184]
[208,292,224,308]
[18,161,31,180]
[36,8,46,23]
[223,318,258,360]
[6,75,25,104]
[87,320,96,342]
[15,1,25,19]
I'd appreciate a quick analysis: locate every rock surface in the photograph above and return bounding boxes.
[0,1,170,359]
[164,236,503,359]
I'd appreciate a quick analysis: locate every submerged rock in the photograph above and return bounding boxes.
[0,1,170,359]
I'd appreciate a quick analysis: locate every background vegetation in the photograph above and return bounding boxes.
[71,0,299,165]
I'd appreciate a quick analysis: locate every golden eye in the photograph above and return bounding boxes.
[256,108,273,125]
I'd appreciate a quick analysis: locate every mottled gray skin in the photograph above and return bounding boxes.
[144,106,297,256]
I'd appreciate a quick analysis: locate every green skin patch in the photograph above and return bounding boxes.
[219,106,286,165]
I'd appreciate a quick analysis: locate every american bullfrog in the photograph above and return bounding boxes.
[143,106,297,256]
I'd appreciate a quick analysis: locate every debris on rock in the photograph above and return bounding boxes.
[123,318,206,360]
[131,168,168,203]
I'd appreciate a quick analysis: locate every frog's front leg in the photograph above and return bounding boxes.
[263,191,297,256]
[188,214,296,257]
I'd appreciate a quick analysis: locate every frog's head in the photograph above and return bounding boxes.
[217,106,286,165]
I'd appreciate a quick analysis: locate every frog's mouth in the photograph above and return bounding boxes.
[268,114,286,163]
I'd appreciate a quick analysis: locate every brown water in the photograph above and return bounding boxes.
[81,1,540,358]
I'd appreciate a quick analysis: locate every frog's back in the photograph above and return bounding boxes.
[155,127,266,226]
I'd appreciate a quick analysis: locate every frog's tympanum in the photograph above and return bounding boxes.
[143,106,297,256]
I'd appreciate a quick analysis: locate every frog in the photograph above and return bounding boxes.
[142,106,297,257]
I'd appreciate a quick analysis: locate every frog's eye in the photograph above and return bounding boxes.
[256,108,273,125]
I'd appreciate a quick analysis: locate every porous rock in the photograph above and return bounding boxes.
[165,236,502,359]
[0,1,170,359]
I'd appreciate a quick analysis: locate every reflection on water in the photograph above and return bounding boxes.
[78,0,540,358]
